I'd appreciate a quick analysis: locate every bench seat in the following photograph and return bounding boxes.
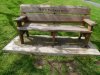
[17,23,91,33]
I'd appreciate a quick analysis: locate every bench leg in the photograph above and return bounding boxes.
[51,32,57,46]
[19,30,24,44]
[78,32,83,40]
[84,33,91,47]
[26,30,29,37]
[51,32,56,42]
[51,32,56,46]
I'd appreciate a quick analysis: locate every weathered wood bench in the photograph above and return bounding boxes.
[15,4,96,47]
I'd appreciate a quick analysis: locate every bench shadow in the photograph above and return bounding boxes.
[20,35,85,47]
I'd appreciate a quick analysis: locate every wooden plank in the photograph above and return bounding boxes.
[17,23,91,32]
[83,19,96,26]
[3,36,100,56]
[14,16,26,21]
[20,4,90,15]
[26,14,89,22]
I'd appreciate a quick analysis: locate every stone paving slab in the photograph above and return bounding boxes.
[3,35,100,56]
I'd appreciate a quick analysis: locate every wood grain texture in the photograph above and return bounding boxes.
[26,14,89,22]
[17,23,91,32]
[83,19,96,26]
[20,4,90,15]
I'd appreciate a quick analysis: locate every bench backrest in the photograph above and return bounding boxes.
[20,4,90,23]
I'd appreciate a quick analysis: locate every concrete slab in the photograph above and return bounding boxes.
[3,35,100,56]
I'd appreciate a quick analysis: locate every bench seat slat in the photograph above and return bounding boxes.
[17,23,91,32]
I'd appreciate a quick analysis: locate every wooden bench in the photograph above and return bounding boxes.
[15,4,96,47]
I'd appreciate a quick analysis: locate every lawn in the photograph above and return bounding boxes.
[92,0,100,3]
[0,0,100,75]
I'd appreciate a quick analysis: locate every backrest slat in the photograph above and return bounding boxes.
[20,4,90,15]
[27,14,90,23]
[20,4,90,23]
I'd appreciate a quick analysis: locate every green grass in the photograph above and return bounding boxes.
[92,0,100,3]
[0,0,100,75]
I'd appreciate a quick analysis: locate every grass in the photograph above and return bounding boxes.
[0,0,100,75]
[92,0,100,3]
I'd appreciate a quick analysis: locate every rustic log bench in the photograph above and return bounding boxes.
[15,4,96,47]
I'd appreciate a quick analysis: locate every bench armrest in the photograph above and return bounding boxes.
[14,16,27,27]
[83,19,96,26]
[14,16,27,22]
